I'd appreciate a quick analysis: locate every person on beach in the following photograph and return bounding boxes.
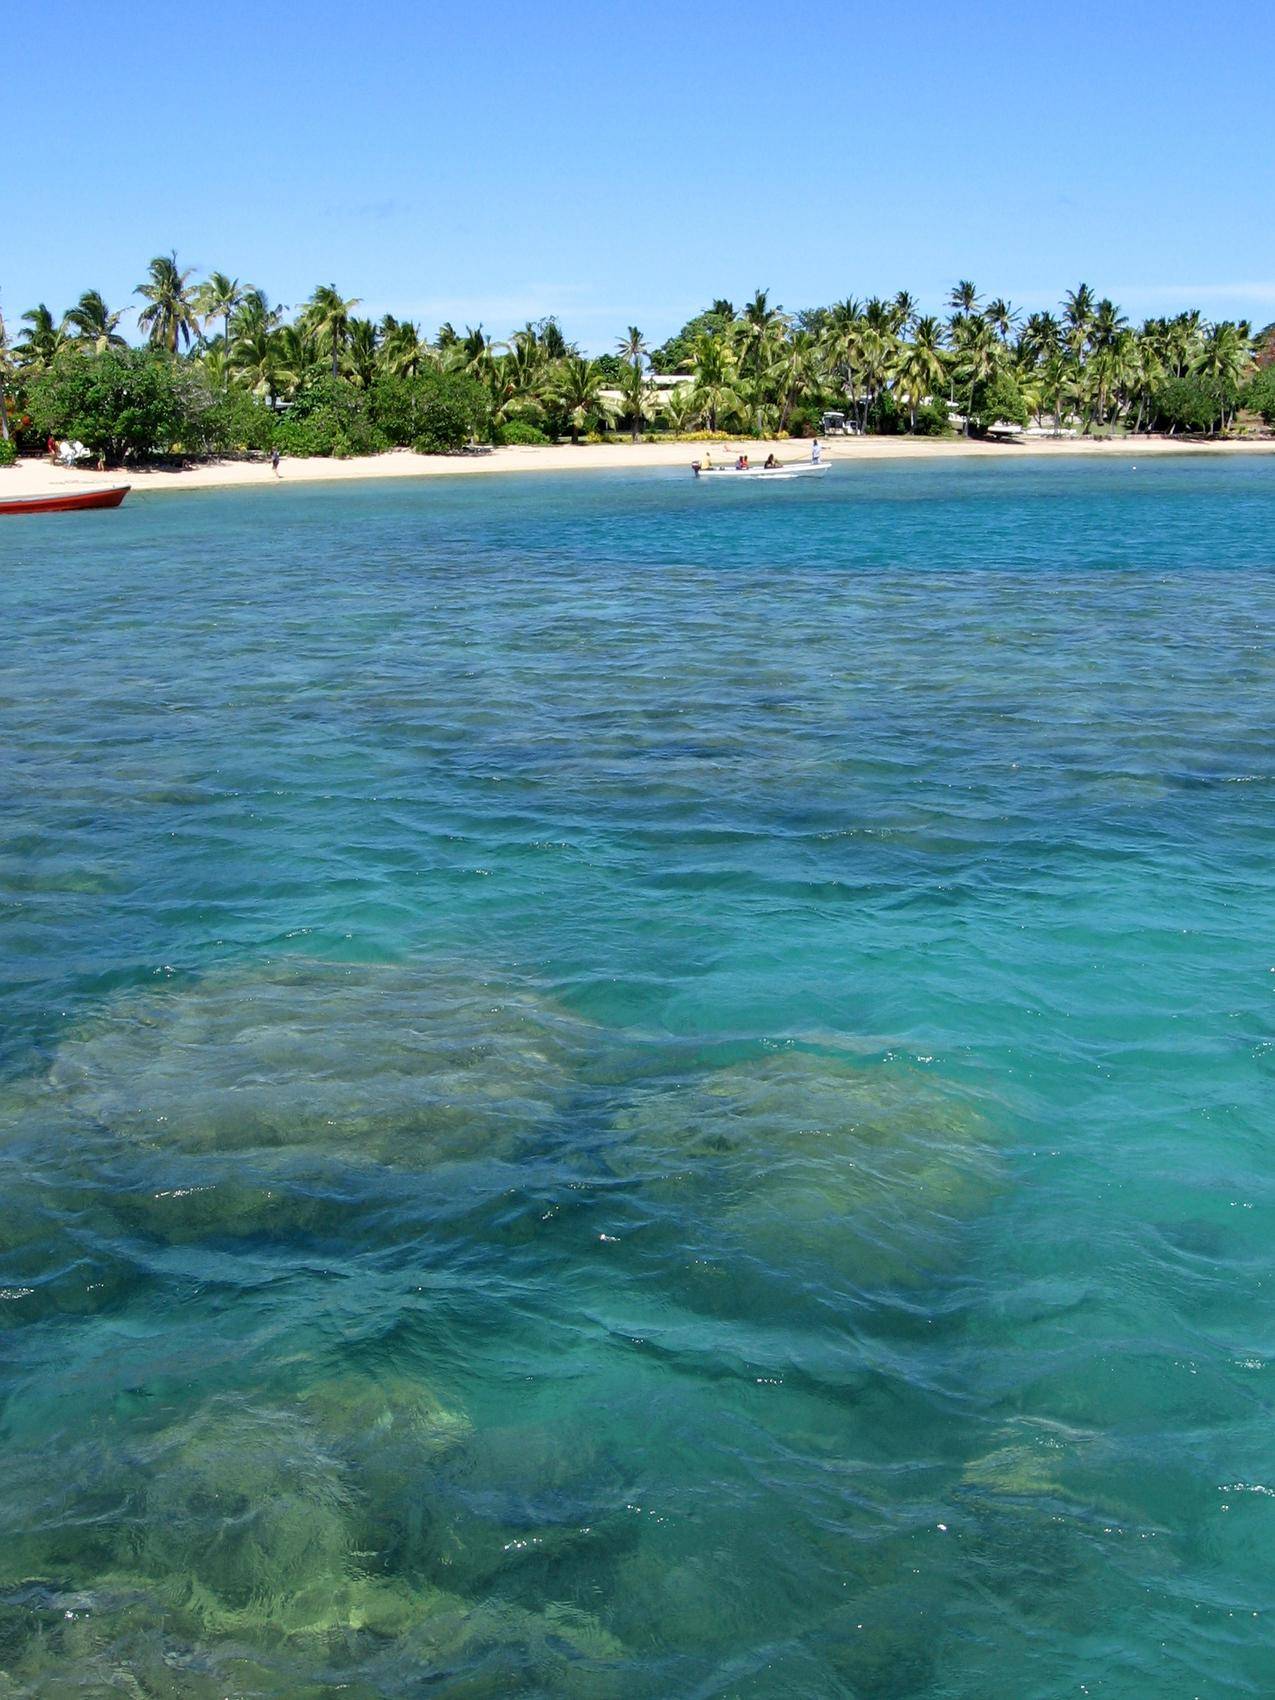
[271,447,281,478]
[764,452,778,470]
[811,438,821,463]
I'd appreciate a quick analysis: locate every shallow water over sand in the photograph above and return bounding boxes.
[1,459,1274,1696]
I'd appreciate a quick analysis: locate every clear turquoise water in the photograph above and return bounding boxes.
[1,458,1273,1697]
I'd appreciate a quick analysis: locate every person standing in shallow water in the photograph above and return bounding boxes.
[271,447,281,478]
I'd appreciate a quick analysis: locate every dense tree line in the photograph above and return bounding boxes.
[1,254,1272,466]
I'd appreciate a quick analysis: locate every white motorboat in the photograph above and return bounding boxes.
[690,458,829,480]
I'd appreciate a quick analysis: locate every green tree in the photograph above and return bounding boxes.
[689,331,743,431]
[231,327,293,408]
[135,252,200,353]
[616,325,650,443]
[948,280,981,315]
[1193,321,1252,429]
[16,304,68,372]
[302,285,362,379]
[1153,375,1230,434]
[897,317,947,430]
[64,289,127,353]
[1241,363,1275,423]
[368,370,488,449]
[555,356,615,442]
[965,368,1029,436]
[345,317,381,388]
[193,273,248,364]
[27,347,192,462]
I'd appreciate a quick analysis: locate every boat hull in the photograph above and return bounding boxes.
[691,463,828,480]
[0,485,130,515]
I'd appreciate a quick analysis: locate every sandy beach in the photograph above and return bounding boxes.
[3,433,1271,500]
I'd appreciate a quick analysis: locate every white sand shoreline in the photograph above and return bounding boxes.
[3,434,1272,500]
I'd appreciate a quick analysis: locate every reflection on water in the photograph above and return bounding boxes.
[1,460,1273,1695]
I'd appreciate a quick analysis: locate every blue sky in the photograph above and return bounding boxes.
[8,0,1273,351]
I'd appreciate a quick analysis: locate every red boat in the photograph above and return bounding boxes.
[0,485,130,516]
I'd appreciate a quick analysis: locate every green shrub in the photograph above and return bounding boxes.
[1152,376,1231,434]
[416,384,489,453]
[965,370,1029,437]
[199,389,277,455]
[0,437,16,467]
[495,421,550,446]
[368,370,488,448]
[26,347,192,464]
[1241,365,1275,425]
[275,410,384,458]
[910,398,952,436]
[866,392,903,435]
[280,372,386,456]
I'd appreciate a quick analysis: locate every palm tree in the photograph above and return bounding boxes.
[660,385,703,434]
[135,251,199,353]
[949,280,981,315]
[892,291,919,334]
[1038,350,1073,433]
[739,289,788,373]
[689,331,743,432]
[820,298,865,424]
[984,298,1019,342]
[1020,311,1062,364]
[193,272,248,358]
[616,325,649,443]
[230,289,283,340]
[16,304,67,371]
[767,329,821,431]
[897,316,947,429]
[64,289,127,352]
[1063,284,1096,360]
[345,316,380,388]
[951,315,1004,434]
[1194,320,1252,429]
[231,327,294,408]
[379,316,428,377]
[556,356,615,442]
[302,285,361,379]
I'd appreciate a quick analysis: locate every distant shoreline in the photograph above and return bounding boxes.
[4,434,1272,500]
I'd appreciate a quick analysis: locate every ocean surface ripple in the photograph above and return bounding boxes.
[1,458,1273,1697]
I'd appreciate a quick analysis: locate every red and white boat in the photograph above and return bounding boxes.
[0,485,130,516]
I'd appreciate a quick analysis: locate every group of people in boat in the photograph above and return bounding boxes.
[700,438,822,473]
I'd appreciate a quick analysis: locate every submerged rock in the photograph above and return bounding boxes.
[609,1047,1003,1291]
[294,1368,473,1574]
[130,1397,355,1620]
[2,957,592,1173]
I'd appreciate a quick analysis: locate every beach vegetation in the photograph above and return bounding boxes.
[370,369,488,450]
[16,303,70,371]
[5,257,1265,462]
[1241,363,1275,424]
[0,436,16,466]
[64,288,130,354]
[1151,375,1234,435]
[495,420,552,445]
[135,251,200,354]
[26,346,191,463]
